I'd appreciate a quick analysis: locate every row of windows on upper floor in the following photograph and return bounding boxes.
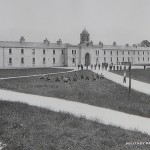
[103,57,150,62]
[9,57,56,64]
[71,50,150,56]
[8,49,64,55]
[103,50,150,55]
[7,48,150,56]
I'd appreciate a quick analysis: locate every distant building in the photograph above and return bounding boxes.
[0,29,150,69]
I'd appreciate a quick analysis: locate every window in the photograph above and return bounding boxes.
[75,50,76,54]
[21,58,24,64]
[133,52,135,55]
[138,51,139,55]
[21,49,24,54]
[9,58,12,64]
[72,50,73,54]
[117,57,118,62]
[110,51,112,55]
[32,49,35,55]
[72,58,75,63]
[43,58,46,64]
[53,58,55,64]
[62,50,64,54]
[117,51,118,55]
[32,58,35,64]
[43,49,45,55]
[104,57,106,62]
[104,51,106,55]
[123,57,124,62]
[143,51,144,55]
[9,49,12,54]
[122,51,124,55]
[98,50,99,54]
[148,51,149,55]
[128,57,130,62]
[143,57,144,61]
[53,50,55,55]
[138,57,140,61]
[96,50,97,55]
[148,57,149,62]
[128,51,130,55]
[111,57,112,62]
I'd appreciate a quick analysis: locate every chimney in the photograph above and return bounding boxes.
[113,41,117,46]
[57,39,62,45]
[133,44,137,48]
[44,38,50,45]
[20,36,25,43]
[126,44,129,47]
[99,41,103,47]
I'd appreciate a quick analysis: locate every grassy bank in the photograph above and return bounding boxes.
[0,70,150,118]
[0,101,150,150]
[0,68,72,78]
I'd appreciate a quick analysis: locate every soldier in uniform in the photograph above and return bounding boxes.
[123,72,127,83]
[85,75,90,80]
[81,74,84,79]
[46,75,50,81]
[55,75,60,82]
[98,64,100,70]
[91,64,93,70]
[78,64,80,70]
[117,65,119,70]
[40,74,45,80]
[81,64,83,70]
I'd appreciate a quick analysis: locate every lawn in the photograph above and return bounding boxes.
[0,68,72,78]
[111,68,150,84]
[0,70,150,118]
[0,101,150,150]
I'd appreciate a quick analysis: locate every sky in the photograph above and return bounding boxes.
[0,0,150,45]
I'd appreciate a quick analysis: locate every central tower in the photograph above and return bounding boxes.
[80,28,90,44]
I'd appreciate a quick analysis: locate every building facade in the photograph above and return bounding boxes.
[0,29,150,69]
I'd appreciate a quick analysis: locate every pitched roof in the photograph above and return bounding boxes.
[0,40,150,51]
[0,41,67,49]
[102,45,150,51]
[139,40,150,47]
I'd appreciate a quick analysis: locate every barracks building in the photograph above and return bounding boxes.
[0,29,150,69]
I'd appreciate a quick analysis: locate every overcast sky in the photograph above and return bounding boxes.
[0,0,149,45]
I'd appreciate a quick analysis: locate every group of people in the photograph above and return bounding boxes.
[40,71,105,83]
[78,64,108,71]
[40,72,78,83]
[77,63,129,71]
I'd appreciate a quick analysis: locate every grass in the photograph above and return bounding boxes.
[0,101,150,150]
[0,70,150,118]
[0,68,72,78]
[111,68,150,84]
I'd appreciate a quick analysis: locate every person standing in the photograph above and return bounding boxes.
[123,72,127,83]
[78,64,80,70]
[81,64,83,70]
[98,64,100,70]
[91,64,93,70]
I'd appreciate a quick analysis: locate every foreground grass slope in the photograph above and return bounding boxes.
[0,101,150,150]
[0,70,150,118]
[111,68,150,84]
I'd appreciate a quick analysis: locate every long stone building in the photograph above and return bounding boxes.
[0,29,150,69]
